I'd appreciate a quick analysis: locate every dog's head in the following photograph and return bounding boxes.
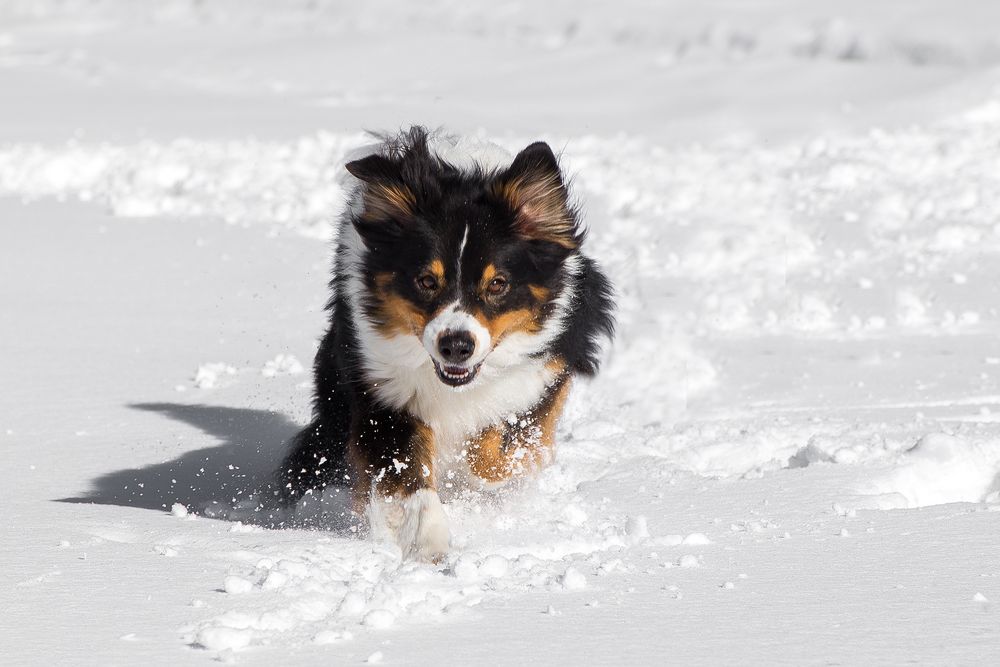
[346,129,580,388]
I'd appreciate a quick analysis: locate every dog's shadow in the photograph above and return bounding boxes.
[58,403,354,531]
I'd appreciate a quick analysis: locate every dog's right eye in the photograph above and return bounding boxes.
[416,274,439,292]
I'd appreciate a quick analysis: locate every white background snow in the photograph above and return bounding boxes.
[3,1,1000,664]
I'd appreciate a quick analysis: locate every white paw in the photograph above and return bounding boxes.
[398,489,451,563]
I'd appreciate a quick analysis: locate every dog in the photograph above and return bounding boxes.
[275,127,614,561]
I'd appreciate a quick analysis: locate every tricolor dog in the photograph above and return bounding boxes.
[277,127,614,561]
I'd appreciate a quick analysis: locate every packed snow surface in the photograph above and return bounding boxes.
[2,1,1000,665]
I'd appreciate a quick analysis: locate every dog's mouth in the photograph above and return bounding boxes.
[432,361,481,387]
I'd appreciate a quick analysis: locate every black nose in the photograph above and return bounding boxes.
[438,331,475,363]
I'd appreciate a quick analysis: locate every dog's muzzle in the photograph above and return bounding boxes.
[433,330,481,386]
[422,303,491,388]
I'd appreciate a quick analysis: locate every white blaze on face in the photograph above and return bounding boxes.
[421,301,491,368]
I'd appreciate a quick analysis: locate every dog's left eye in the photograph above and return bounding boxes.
[416,274,439,292]
[486,276,509,296]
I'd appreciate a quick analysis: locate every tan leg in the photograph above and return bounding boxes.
[467,377,572,483]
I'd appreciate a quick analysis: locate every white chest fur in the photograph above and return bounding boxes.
[404,351,556,463]
[359,323,557,463]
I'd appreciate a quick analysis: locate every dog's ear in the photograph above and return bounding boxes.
[346,154,416,224]
[493,142,577,249]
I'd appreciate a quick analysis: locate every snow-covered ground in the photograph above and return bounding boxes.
[3,1,1000,664]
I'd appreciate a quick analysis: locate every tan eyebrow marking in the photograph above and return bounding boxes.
[429,259,445,283]
[479,264,497,293]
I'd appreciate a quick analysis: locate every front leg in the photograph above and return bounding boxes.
[467,376,572,484]
[349,407,449,563]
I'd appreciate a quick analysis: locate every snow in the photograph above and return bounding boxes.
[193,363,237,390]
[222,576,254,596]
[862,432,1000,508]
[560,567,588,590]
[260,354,305,378]
[3,0,1000,665]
